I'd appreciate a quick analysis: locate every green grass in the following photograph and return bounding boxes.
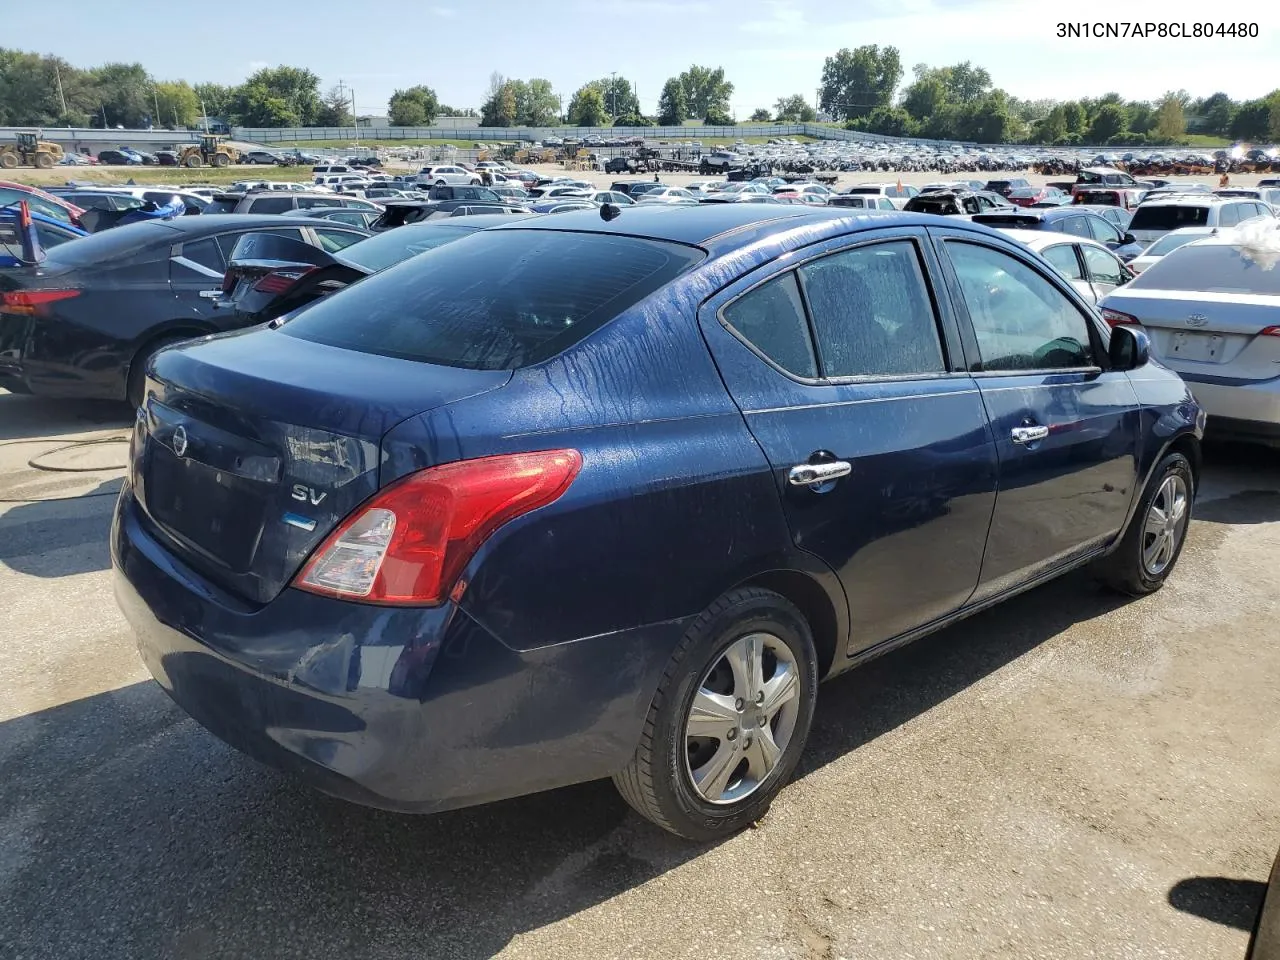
[264,138,478,148]
[1183,134,1231,148]
[16,166,319,187]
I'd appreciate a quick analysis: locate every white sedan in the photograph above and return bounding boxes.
[997,229,1135,304]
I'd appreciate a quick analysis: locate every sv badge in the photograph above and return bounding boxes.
[291,484,327,506]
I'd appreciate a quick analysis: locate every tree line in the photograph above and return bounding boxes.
[4,45,1279,144]
[819,45,1280,145]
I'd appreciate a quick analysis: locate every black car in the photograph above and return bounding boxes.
[610,180,665,198]
[241,150,284,165]
[985,178,1032,197]
[154,150,180,166]
[604,157,634,174]
[969,208,1144,260]
[216,216,531,327]
[96,150,137,166]
[371,199,530,230]
[0,215,369,405]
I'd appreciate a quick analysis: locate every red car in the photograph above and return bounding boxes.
[1007,186,1068,207]
[0,181,86,229]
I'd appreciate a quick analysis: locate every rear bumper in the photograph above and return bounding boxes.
[1179,374,1280,433]
[111,489,687,813]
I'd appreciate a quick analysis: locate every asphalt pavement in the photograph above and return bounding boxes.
[2,387,1278,960]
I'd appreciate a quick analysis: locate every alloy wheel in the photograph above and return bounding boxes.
[1142,473,1189,575]
[684,632,800,805]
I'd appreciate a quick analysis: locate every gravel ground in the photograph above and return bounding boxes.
[1,378,1278,960]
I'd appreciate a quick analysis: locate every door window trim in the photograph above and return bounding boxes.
[929,231,1111,376]
[714,231,968,387]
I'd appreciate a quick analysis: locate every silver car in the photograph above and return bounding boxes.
[1099,225,1280,445]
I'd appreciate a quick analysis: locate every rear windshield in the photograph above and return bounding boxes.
[42,220,176,266]
[1145,232,1208,256]
[1128,244,1280,295]
[203,198,240,215]
[1130,205,1210,230]
[282,230,705,369]
[336,224,477,272]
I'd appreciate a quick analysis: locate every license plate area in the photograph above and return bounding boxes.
[1169,331,1226,363]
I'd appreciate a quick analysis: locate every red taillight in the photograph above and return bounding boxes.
[1260,326,1280,337]
[253,268,314,295]
[294,449,583,606]
[1101,308,1139,328]
[0,289,80,316]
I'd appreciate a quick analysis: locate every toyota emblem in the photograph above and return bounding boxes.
[172,425,188,458]
[1186,314,1209,328]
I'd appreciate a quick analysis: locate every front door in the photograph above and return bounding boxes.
[700,229,999,654]
[930,230,1142,601]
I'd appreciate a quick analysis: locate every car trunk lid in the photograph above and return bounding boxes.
[1105,289,1280,375]
[133,329,510,605]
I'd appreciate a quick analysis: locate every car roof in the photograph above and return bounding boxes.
[1138,194,1237,206]
[490,205,1001,254]
[148,214,358,234]
[998,228,1107,251]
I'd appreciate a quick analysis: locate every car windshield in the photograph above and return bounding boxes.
[282,230,705,370]
[335,223,480,272]
[1128,243,1280,295]
[1129,206,1210,230]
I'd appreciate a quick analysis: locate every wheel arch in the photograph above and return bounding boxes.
[731,566,845,681]
[126,323,217,386]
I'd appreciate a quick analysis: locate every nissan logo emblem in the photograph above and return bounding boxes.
[1186,314,1209,328]
[172,425,188,458]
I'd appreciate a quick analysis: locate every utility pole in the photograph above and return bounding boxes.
[199,97,209,133]
[54,64,67,116]
[153,84,161,130]
[610,71,617,121]
[351,87,358,145]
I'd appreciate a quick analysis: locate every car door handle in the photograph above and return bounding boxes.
[788,461,852,486]
[1011,425,1050,444]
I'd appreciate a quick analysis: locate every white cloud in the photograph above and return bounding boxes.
[740,0,807,35]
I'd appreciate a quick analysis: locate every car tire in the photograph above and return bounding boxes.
[127,335,196,410]
[613,587,818,840]
[1095,451,1194,596]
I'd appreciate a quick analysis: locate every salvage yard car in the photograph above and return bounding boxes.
[112,205,1202,840]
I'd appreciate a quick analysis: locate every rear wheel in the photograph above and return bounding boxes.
[1095,451,1194,595]
[0,151,17,170]
[212,153,229,168]
[613,587,818,840]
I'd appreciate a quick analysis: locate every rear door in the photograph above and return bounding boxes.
[930,228,1141,600]
[699,228,999,653]
[168,228,307,322]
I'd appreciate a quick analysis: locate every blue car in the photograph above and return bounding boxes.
[112,206,1204,839]
[971,206,1146,261]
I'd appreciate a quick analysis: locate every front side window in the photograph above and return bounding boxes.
[1081,245,1125,286]
[798,240,945,378]
[314,228,363,253]
[946,241,1094,372]
[723,273,817,378]
[176,237,224,275]
[248,196,295,214]
[1218,204,1241,228]
[1041,244,1084,280]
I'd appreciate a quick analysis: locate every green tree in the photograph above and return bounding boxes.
[229,66,322,126]
[704,104,733,125]
[1061,101,1086,133]
[566,83,609,126]
[388,85,440,126]
[1153,92,1186,141]
[480,80,518,127]
[595,76,640,120]
[1127,101,1156,135]
[774,94,816,122]
[89,62,152,127]
[517,78,560,126]
[1230,97,1272,140]
[438,104,478,118]
[153,80,199,129]
[960,91,1013,142]
[657,78,688,125]
[819,45,902,121]
[1087,103,1128,143]
[861,105,914,137]
[1033,105,1068,143]
[315,84,353,127]
[749,107,771,122]
[901,72,946,121]
[0,49,94,126]
[672,65,733,122]
[193,82,234,120]
[1194,92,1235,135]
[1268,92,1280,142]
[942,61,991,103]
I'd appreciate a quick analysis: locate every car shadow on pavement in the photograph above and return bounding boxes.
[0,393,130,442]
[1168,876,1265,931]
[0,478,120,577]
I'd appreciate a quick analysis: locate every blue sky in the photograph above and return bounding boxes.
[8,0,1280,116]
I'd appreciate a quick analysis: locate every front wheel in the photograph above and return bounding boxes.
[1094,451,1194,595]
[613,587,818,840]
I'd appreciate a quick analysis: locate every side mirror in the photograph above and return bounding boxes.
[1122,232,1137,245]
[1109,323,1150,371]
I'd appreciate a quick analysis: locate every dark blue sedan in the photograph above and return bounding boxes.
[111,206,1204,840]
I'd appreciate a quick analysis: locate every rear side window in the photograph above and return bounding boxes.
[1041,244,1084,280]
[176,237,225,275]
[946,241,1094,372]
[798,240,945,378]
[248,196,295,214]
[1086,217,1121,244]
[204,198,240,215]
[1130,206,1209,230]
[1057,216,1091,238]
[722,273,817,378]
[282,231,704,370]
